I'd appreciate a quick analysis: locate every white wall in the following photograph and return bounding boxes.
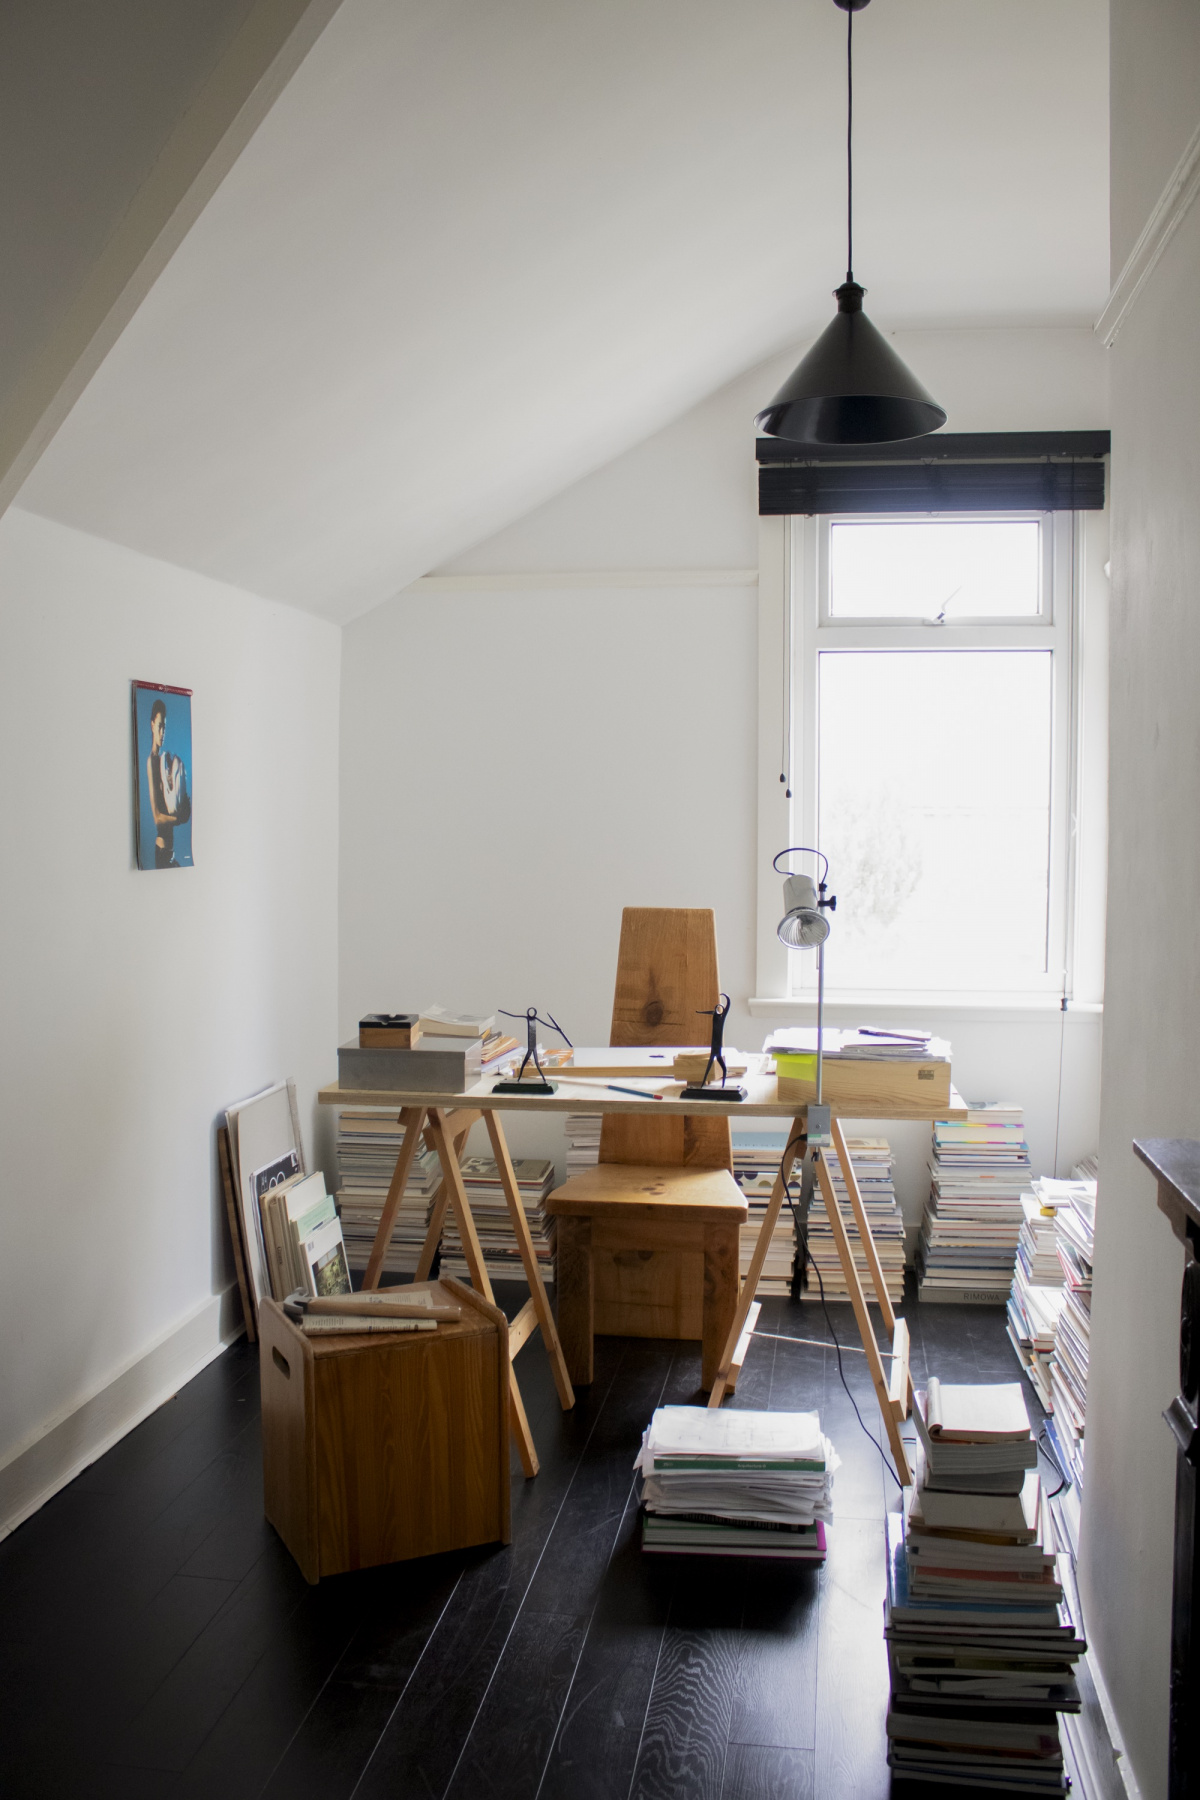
[340,326,1108,1216]
[0,508,339,1532]
[1080,9,1200,1794]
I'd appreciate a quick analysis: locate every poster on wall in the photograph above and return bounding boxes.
[131,680,193,869]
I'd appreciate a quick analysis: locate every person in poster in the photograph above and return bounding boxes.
[133,682,193,869]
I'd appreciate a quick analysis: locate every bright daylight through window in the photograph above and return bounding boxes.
[791,514,1073,998]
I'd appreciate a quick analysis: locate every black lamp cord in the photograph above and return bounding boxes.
[845,3,854,282]
[777,1130,902,1491]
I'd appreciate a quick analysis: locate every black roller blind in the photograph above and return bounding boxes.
[757,431,1109,515]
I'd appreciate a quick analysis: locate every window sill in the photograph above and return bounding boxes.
[748,995,1103,1027]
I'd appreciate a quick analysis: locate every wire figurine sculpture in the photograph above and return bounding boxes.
[492,1006,573,1095]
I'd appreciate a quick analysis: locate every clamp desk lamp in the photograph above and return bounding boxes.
[775,850,837,1286]
[775,845,837,1137]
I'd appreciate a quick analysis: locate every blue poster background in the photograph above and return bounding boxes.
[134,684,193,869]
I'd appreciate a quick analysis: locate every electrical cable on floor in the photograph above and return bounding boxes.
[774,1133,904,1491]
[1037,1422,1069,1499]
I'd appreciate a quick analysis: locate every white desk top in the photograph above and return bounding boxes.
[318,1047,969,1121]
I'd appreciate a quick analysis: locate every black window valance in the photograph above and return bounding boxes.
[757,431,1109,515]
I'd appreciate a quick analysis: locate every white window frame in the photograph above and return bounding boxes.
[754,507,1106,1012]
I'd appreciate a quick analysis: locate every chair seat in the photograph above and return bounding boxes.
[546,1162,746,1223]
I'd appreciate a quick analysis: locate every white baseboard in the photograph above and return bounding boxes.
[0,1284,245,1542]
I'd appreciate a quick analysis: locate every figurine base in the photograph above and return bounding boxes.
[680,1084,747,1102]
[491,1079,558,1096]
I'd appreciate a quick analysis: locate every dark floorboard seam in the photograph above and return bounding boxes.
[355,1343,630,1800]
[531,1345,683,1800]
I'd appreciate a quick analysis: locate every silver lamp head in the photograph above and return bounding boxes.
[777,873,832,949]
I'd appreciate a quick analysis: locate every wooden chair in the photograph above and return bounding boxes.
[546,908,747,1391]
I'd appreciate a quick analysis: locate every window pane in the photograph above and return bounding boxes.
[814,650,1052,987]
[829,519,1041,618]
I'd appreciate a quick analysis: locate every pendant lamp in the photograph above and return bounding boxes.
[756,0,946,447]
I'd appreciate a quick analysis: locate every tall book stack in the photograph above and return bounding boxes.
[730,1129,795,1295]
[439,1156,557,1284]
[335,1110,442,1275]
[885,1381,1085,1795]
[1006,1180,1068,1410]
[805,1136,904,1303]
[1046,1177,1095,1508]
[918,1105,1033,1304]
[565,1113,601,1177]
[636,1406,837,1562]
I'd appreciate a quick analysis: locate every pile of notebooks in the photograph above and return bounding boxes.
[635,1405,837,1561]
[805,1136,905,1303]
[886,1380,1085,1795]
[565,1112,602,1178]
[335,1110,444,1275]
[1006,1183,1068,1411]
[1047,1179,1095,1499]
[730,1129,795,1295]
[918,1105,1033,1304]
[439,1155,557,1283]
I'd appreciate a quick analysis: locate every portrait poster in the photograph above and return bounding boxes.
[132,681,193,869]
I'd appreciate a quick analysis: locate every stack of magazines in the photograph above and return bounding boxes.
[635,1406,837,1561]
[885,1381,1085,1795]
[439,1156,557,1283]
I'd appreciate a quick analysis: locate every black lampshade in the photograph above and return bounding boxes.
[756,281,947,447]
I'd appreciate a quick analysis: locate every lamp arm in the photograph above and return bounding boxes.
[816,939,825,1105]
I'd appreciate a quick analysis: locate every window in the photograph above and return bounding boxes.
[783,512,1078,999]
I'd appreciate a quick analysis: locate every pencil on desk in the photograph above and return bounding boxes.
[606,1083,664,1100]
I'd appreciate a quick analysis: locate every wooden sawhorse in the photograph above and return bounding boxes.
[362,1104,575,1477]
[708,1112,915,1486]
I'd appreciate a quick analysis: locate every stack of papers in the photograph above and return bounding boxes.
[764,1027,950,1062]
[885,1380,1085,1796]
[439,1156,557,1283]
[730,1130,795,1295]
[565,1113,601,1178]
[918,1105,1033,1303]
[635,1406,838,1560]
[806,1135,905,1303]
[335,1110,443,1275]
[1007,1196,1067,1408]
[1047,1187,1094,1498]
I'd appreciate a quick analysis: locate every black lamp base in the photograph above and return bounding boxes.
[680,1084,747,1102]
[491,1078,557,1096]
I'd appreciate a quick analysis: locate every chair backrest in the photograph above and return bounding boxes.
[599,907,733,1170]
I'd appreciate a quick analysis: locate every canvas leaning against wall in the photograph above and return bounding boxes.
[132,680,193,869]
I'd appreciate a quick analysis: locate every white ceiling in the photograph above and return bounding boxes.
[18,0,1109,623]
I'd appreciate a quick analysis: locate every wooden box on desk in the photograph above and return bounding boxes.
[775,1056,951,1116]
[258,1278,510,1583]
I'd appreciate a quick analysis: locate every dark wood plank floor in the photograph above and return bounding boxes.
[0,1282,1030,1800]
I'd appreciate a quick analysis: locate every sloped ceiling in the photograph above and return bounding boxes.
[18,0,1109,623]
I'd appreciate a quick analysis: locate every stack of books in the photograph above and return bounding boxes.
[730,1129,795,1295]
[439,1156,557,1283]
[635,1406,837,1561]
[565,1113,601,1177]
[335,1110,443,1275]
[917,1105,1033,1304]
[1047,1180,1095,1500]
[886,1381,1085,1795]
[806,1136,904,1303]
[1007,1188,1067,1410]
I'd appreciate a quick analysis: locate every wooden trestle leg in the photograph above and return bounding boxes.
[423,1108,540,1478]
[707,1110,914,1483]
[814,1148,913,1486]
[708,1117,807,1406]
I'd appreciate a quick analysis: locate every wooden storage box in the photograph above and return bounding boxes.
[259,1278,510,1582]
[775,1055,951,1117]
